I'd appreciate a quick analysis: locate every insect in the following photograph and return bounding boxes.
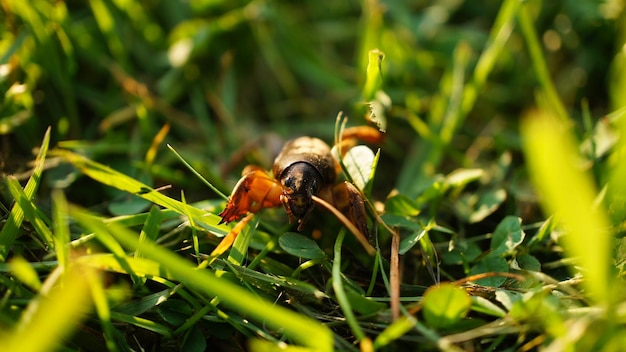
[217,125,383,254]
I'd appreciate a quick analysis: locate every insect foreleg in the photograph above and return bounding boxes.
[218,169,284,224]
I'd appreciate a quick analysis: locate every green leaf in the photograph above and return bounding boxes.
[225,262,326,302]
[158,299,193,327]
[495,289,525,311]
[469,254,509,287]
[455,188,507,223]
[229,216,259,265]
[399,227,427,255]
[516,253,541,272]
[362,49,385,102]
[279,232,326,260]
[445,168,484,189]
[344,286,386,315]
[8,256,42,292]
[422,283,472,329]
[182,324,207,352]
[471,296,507,318]
[385,193,421,217]
[0,264,94,352]
[343,145,376,191]
[373,316,417,349]
[490,216,525,256]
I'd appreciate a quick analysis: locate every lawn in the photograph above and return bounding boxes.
[2,0,626,351]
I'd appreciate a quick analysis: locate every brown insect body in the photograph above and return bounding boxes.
[218,126,383,246]
[272,137,336,227]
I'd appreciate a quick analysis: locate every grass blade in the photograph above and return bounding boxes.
[0,127,51,261]
[70,207,334,350]
[332,229,367,342]
[521,109,612,304]
[6,176,55,249]
[0,264,95,352]
[54,149,228,235]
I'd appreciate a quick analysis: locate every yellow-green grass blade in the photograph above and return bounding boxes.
[0,127,51,261]
[332,229,366,342]
[51,190,70,270]
[0,264,95,352]
[54,149,228,235]
[71,207,334,350]
[517,3,569,123]
[6,176,55,249]
[521,109,612,304]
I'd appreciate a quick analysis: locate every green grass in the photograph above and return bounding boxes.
[2,0,626,351]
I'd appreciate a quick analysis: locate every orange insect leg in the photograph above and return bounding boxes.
[218,169,284,224]
[341,126,385,144]
[335,126,385,157]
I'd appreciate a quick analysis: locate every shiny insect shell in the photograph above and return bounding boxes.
[217,133,373,240]
[271,136,336,227]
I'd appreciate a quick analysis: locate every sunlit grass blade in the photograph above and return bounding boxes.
[89,0,125,61]
[0,264,95,352]
[521,109,612,304]
[397,0,518,198]
[517,3,569,123]
[167,143,228,200]
[136,205,162,259]
[373,315,419,349]
[54,149,228,235]
[84,261,119,351]
[70,207,334,350]
[8,256,42,292]
[396,41,470,197]
[82,214,142,286]
[110,312,173,337]
[357,0,384,71]
[228,216,258,265]
[77,253,175,280]
[0,127,50,261]
[51,190,70,270]
[332,229,368,344]
[462,0,520,115]
[6,176,55,249]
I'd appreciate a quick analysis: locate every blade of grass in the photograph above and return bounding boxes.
[70,207,334,350]
[53,149,228,235]
[0,264,95,352]
[88,0,125,62]
[521,108,612,304]
[110,312,173,338]
[517,3,569,123]
[332,228,367,343]
[228,216,259,265]
[167,144,228,200]
[0,127,51,261]
[51,190,70,270]
[461,0,521,115]
[8,256,42,292]
[6,176,55,249]
[179,191,201,265]
[136,205,162,259]
[398,0,518,198]
[396,41,470,197]
[84,262,119,351]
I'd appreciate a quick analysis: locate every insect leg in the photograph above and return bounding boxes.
[218,169,284,224]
